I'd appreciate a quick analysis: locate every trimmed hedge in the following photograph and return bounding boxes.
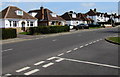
[29,26,70,35]
[2,28,17,39]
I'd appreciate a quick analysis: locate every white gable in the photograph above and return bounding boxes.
[51,13,57,17]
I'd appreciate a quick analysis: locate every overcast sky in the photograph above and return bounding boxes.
[0,2,118,15]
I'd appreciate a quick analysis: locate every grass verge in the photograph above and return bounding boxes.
[105,37,120,45]
[89,26,104,29]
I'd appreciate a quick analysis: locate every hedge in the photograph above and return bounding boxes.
[29,26,70,35]
[2,28,17,39]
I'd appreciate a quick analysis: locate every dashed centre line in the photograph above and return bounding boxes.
[96,40,99,42]
[93,41,96,43]
[34,61,45,66]
[47,57,56,60]
[80,46,84,48]
[52,39,57,42]
[5,73,12,76]
[35,38,40,40]
[16,67,30,73]
[42,62,54,68]
[85,44,89,46]
[58,53,64,56]
[2,49,13,52]
[66,50,72,53]
[24,69,39,75]
[73,48,78,51]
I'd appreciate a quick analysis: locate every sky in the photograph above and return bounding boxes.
[0,2,118,15]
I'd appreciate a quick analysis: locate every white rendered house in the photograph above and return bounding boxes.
[0,6,37,32]
[61,11,83,26]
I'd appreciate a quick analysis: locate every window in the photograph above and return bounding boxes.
[30,22,33,26]
[16,10,23,16]
[51,21,55,25]
[9,21,12,27]
[27,21,29,26]
[72,14,76,18]
[13,21,17,27]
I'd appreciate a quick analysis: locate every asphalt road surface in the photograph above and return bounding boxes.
[2,27,120,76]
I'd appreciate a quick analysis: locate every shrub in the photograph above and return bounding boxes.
[2,28,17,39]
[29,26,70,35]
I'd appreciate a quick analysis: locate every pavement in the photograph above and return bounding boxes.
[1,28,105,44]
[1,27,120,76]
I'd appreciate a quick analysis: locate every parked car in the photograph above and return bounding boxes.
[88,23,101,27]
[76,23,89,29]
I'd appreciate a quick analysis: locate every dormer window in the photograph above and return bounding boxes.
[16,10,23,16]
[51,13,57,17]
[72,14,76,18]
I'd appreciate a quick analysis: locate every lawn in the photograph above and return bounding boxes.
[106,37,120,44]
[19,32,30,35]
[89,26,104,29]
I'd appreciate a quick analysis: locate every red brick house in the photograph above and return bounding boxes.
[28,7,65,26]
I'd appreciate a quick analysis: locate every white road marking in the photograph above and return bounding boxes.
[56,57,120,69]
[96,40,99,42]
[35,38,39,40]
[66,50,72,53]
[93,41,96,43]
[24,69,39,75]
[52,39,57,42]
[89,42,93,45]
[99,39,103,40]
[55,58,65,62]
[2,49,13,52]
[85,44,89,46]
[47,57,56,60]
[42,62,54,68]
[80,46,84,48]
[34,61,45,66]
[5,73,12,76]
[16,67,30,73]
[73,48,78,51]
[58,53,64,56]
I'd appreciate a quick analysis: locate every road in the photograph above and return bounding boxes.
[2,27,120,76]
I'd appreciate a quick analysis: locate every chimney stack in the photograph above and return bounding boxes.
[94,8,96,12]
[40,6,44,19]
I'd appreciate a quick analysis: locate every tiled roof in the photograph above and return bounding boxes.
[61,12,80,21]
[0,6,37,19]
[28,8,65,21]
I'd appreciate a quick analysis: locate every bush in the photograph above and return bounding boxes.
[29,26,70,35]
[2,28,17,39]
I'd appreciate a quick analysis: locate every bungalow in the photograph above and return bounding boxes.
[28,7,65,26]
[0,6,37,32]
[61,11,81,26]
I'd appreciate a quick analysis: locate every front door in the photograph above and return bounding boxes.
[21,21,25,31]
